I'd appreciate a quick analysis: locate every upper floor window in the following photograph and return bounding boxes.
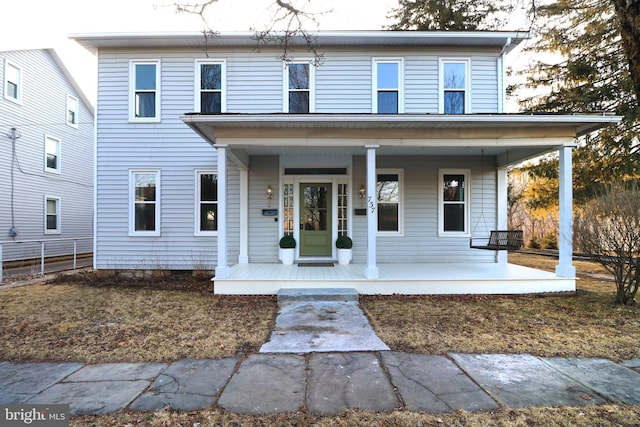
[439,169,470,235]
[377,169,403,234]
[130,170,160,236]
[285,62,314,113]
[130,61,160,122]
[196,60,225,113]
[373,59,403,114]
[67,94,79,127]
[440,59,470,114]
[195,170,218,236]
[4,60,21,103]
[45,196,61,234]
[45,135,61,173]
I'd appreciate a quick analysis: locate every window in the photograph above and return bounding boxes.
[44,197,60,234]
[439,169,470,235]
[373,59,403,114]
[130,170,160,236]
[44,136,61,173]
[440,59,469,114]
[195,170,218,235]
[196,61,225,113]
[285,62,314,113]
[4,60,21,103]
[337,183,349,237]
[377,170,403,234]
[67,94,79,127]
[130,61,160,121]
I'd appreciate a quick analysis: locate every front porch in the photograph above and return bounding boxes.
[213,262,575,295]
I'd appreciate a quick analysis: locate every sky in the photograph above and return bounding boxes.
[2,0,399,102]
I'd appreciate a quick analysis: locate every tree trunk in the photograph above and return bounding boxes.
[612,0,640,102]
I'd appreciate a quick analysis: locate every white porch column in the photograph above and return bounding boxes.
[214,144,229,278]
[496,167,508,264]
[238,167,249,264]
[556,145,576,278]
[365,145,379,279]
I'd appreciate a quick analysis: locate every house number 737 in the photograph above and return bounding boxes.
[368,196,376,214]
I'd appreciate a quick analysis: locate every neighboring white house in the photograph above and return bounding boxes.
[72,31,619,295]
[0,49,94,263]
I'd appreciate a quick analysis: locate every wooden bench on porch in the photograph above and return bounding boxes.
[470,230,524,251]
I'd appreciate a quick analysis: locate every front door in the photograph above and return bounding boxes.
[299,183,332,257]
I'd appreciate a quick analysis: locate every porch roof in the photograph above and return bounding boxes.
[181,113,621,167]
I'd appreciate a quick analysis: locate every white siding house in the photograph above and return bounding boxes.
[0,49,94,264]
[73,31,619,295]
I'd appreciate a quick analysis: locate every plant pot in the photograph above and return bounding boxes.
[281,248,295,265]
[337,248,352,265]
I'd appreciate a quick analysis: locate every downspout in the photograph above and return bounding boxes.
[498,37,512,113]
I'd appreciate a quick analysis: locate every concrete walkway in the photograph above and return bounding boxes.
[1,288,639,416]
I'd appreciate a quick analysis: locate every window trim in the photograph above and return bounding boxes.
[66,93,79,128]
[194,169,219,236]
[194,59,226,113]
[283,60,315,113]
[4,59,22,104]
[372,58,404,114]
[129,169,161,236]
[44,135,61,174]
[129,60,161,123]
[376,168,404,236]
[44,196,61,234]
[438,168,471,236]
[439,58,471,114]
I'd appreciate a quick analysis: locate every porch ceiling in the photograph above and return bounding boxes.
[181,113,621,167]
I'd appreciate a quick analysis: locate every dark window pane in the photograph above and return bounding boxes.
[68,109,76,124]
[135,174,156,201]
[444,91,465,114]
[200,174,217,201]
[444,63,466,89]
[377,62,398,89]
[201,64,221,90]
[135,204,156,231]
[200,203,217,231]
[135,92,156,118]
[376,174,399,202]
[289,63,309,89]
[289,91,309,113]
[378,203,399,231]
[135,64,156,90]
[443,174,465,201]
[47,153,57,170]
[444,204,465,231]
[377,91,398,114]
[8,82,18,99]
[200,92,221,113]
[46,215,57,230]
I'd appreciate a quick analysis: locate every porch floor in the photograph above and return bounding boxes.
[213,262,575,295]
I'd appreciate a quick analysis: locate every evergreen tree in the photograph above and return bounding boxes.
[387,0,508,31]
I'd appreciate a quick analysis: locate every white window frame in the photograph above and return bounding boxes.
[376,168,404,236]
[438,168,471,236]
[129,169,161,236]
[194,60,226,113]
[439,58,471,114]
[194,169,218,236]
[4,60,22,104]
[129,60,161,123]
[283,60,315,113]
[44,196,61,234]
[66,94,79,127]
[44,135,61,174]
[372,58,404,114]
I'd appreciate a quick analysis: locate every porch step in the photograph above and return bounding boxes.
[277,288,359,303]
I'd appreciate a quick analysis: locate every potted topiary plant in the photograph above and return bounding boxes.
[279,235,296,265]
[335,235,353,265]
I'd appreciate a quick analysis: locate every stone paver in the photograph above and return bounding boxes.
[0,362,83,403]
[450,353,606,408]
[217,354,306,415]
[64,362,167,382]
[542,357,640,405]
[29,380,150,416]
[307,352,398,415]
[382,352,499,413]
[130,358,237,412]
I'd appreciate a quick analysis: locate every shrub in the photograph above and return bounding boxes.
[279,235,296,249]
[335,235,353,249]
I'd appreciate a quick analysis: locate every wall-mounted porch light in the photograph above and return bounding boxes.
[359,185,366,206]
[267,185,273,207]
